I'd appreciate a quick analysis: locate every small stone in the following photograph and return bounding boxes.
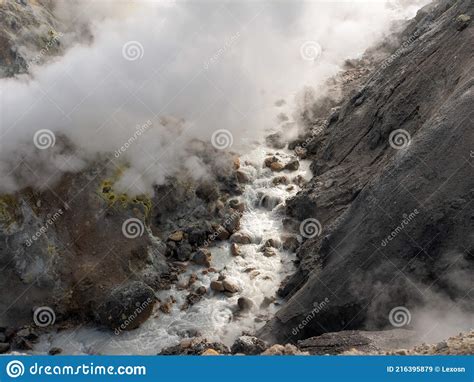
[233,157,240,170]
[263,247,277,257]
[455,14,471,31]
[238,297,254,312]
[230,232,252,244]
[192,249,212,267]
[210,280,225,292]
[236,170,251,183]
[169,231,184,241]
[260,296,276,309]
[262,238,281,249]
[48,347,62,355]
[202,348,220,355]
[216,226,230,240]
[230,243,242,257]
[293,175,307,187]
[272,176,289,185]
[160,299,173,314]
[270,161,285,172]
[222,279,240,293]
[229,199,246,212]
[284,158,300,171]
[196,286,207,295]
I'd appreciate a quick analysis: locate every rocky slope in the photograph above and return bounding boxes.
[260,0,473,344]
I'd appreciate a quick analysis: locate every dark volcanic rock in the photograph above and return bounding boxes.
[96,281,156,331]
[261,0,474,344]
[231,335,267,355]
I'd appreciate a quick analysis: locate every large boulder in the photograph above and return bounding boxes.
[96,281,156,332]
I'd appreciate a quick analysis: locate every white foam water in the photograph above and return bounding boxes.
[34,108,312,355]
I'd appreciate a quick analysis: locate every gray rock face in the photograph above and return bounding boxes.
[261,0,474,343]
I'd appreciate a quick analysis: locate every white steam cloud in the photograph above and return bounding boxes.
[0,0,428,195]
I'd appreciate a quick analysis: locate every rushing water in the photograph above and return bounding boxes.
[34,109,311,355]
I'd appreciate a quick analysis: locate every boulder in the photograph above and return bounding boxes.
[96,281,155,331]
[176,242,193,261]
[231,336,267,355]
